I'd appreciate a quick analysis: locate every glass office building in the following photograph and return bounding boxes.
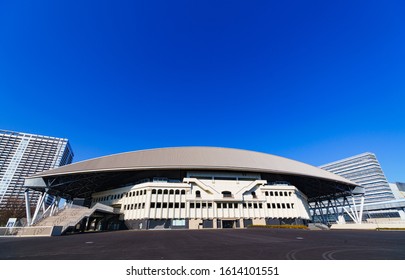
[0,130,74,208]
[320,152,395,204]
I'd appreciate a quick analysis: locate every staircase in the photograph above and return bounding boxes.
[18,203,114,236]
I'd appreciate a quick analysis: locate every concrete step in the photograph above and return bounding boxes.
[308,223,330,230]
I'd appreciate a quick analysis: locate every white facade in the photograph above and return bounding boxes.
[0,130,74,207]
[91,172,311,229]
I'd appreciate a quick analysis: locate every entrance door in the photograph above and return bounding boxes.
[222,220,235,228]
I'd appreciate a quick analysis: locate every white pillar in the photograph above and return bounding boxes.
[24,190,32,226]
[31,192,46,225]
[358,195,365,224]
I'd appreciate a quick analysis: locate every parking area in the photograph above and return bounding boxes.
[1,228,405,260]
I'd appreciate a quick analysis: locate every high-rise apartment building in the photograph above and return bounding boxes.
[0,130,74,208]
[320,152,395,204]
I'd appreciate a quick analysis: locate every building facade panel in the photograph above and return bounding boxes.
[320,153,394,204]
[90,172,311,230]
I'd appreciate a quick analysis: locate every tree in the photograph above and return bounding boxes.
[0,197,29,226]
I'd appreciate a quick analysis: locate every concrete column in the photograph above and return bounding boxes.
[240,218,244,228]
[85,217,90,231]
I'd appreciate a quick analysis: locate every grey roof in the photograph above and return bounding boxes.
[30,147,356,186]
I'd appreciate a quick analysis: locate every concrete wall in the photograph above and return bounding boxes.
[331,223,405,230]
[189,218,202,229]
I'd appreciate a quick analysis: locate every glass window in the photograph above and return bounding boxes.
[196,190,201,198]
[196,203,201,209]
[217,203,222,208]
[152,189,157,194]
[163,202,167,208]
[259,203,263,209]
[267,203,271,208]
[234,203,238,208]
[270,191,273,196]
[243,203,247,208]
[253,203,258,209]
[157,189,163,194]
[175,190,180,195]
[181,190,186,195]
[180,203,185,208]
[222,191,232,198]
[156,202,162,208]
[265,191,269,196]
[190,203,195,208]
[282,203,286,209]
[169,190,174,195]
[163,189,168,195]
[277,203,281,209]
[175,202,180,208]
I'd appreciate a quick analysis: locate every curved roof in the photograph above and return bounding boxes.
[31,147,355,186]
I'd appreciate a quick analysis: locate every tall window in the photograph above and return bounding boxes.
[196,190,201,198]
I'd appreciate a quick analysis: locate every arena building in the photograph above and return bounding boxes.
[23,147,362,232]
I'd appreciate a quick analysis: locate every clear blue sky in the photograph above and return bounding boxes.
[1,1,404,181]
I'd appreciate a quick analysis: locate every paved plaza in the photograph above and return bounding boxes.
[1,228,405,260]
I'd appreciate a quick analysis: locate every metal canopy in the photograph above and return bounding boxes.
[25,168,359,201]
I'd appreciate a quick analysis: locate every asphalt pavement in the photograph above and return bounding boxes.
[1,228,405,260]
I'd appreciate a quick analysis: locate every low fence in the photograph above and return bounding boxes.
[0,226,56,237]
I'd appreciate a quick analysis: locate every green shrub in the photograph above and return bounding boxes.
[247,224,308,229]
[376,228,405,231]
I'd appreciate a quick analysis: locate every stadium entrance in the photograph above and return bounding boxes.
[222,220,236,228]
